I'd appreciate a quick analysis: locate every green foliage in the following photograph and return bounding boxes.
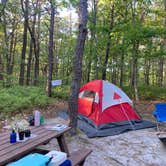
[123,86,166,101]
[0,86,50,113]
[51,85,70,100]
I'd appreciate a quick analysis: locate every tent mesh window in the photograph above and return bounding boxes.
[79,90,95,100]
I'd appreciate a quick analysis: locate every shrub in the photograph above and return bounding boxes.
[123,85,166,100]
[0,86,50,114]
[51,85,70,99]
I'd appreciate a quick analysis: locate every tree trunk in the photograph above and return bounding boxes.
[132,41,139,101]
[144,58,150,86]
[26,10,37,85]
[34,0,41,86]
[158,0,166,86]
[26,38,33,85]
[111,53,117,84]
[68,0,88,135]
[158,57,164,86]
[102,4,114,80]
[46,0,55,97]
[88,0,98,81]
[0,53,3,80]
[9,31,17,75]
[1,0,10,77]
[19,0,29,85]
[120,2,128,87]
[119,48,125,87]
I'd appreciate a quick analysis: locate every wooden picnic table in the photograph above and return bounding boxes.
[0,125,71,166]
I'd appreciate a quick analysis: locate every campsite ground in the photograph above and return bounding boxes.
[41,100,166,166]
[1,100,166,166]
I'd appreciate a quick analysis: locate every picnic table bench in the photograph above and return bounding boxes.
[0,125,92,166]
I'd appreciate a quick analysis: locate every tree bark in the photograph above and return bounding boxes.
[158,57,164,86]
[120,1,128,87]
[144,58,150,86]
[158,0,166,86]
[0,53,3,80]
[132,41,139,101]
[34,0,41,86]
[26,38,33,85]
[102,4,114,80]
[1,0,10,77]
[119,47,125,87]
[46,0,55,97]
[111,53,117,84]
[88,0,98,81]
[26,10,37,85]
[19,0,29,85]
[68,0,88,135]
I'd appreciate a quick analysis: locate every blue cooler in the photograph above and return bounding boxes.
[8,153,51,166]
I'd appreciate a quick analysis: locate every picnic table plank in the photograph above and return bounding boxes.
[0,127,48,151]
[0,126,44,144]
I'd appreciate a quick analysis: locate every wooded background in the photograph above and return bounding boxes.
[0,0,165,95]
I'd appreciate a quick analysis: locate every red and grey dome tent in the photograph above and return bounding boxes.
[77,80,155,137]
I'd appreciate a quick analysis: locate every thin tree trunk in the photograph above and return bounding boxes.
[151,59,155,85]
[9,33,17,75]
[111,53,117,84]
[132,41,139,101]
[102,4,114,80]
[0,1,6,81]
[19,0,29,85]
[0,53,3,80]
[120,1,128,87]
[158,57,164,86]
[87,42,92,82]
[26,38,33,85]
[144,58,150,86]
[120,48,125,87]
[34,0,41,86]
[68,0,88,135]
[1,0,10,76]
[46,0,55,97]
[88,0,98,81]
[26,10,37,85]
[158,0,166,86]
[8,27,15,75]
[131,0,139,101]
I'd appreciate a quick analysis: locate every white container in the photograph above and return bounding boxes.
[34,110,40,126]
[45,150,67,166]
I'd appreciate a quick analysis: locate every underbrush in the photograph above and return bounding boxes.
[123,86,166,100]
[0,85,165,116]
[0,86,50,114]
[51,85,70,99]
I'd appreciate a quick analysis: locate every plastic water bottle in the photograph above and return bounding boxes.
[10,130,17,143]
[34,110,40,126]
[40,115,44,125]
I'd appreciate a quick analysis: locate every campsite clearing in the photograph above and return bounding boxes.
[1,100,166,166]
[44,118,166,166]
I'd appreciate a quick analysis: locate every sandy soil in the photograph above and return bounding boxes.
[40,116,166,166]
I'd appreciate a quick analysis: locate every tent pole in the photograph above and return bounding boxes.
[119,100,135,130]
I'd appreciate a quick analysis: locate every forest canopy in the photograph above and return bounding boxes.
[0,0,165,96]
